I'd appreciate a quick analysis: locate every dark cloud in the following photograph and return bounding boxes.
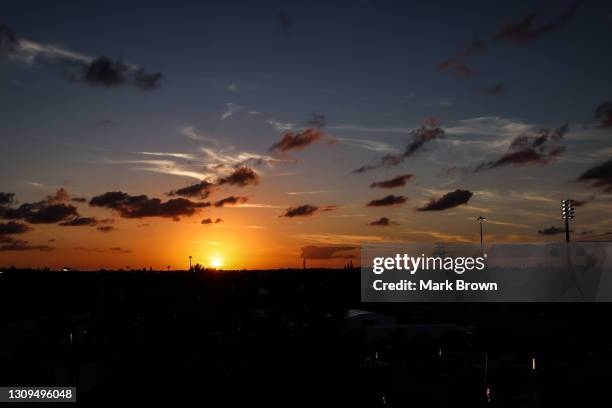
[417,189,473,211]
[595,101,612,128]
[90,191,210,219]
[269,128,324,152]
[71,197,88,203]
[276,12,292,32]
[168,180,215,199]
[439,37,487,72]
[476,124,568,171]
[353,121,445,173]
[280,204,337,218]
[97,225,115,233]
[59,217,99,227]
[2,202,79,224]
[0,192,15,206]
[73,57,162,90]
[80,57,127,86]
[0,23,18,56]
[366,195,407,207]
[133,68,163,90]
[368,217,398,227]
[47,188,69,204]
[214,196,248,207]
[370,174,414,189]
[109,247,131,253]
[538,226,569,235]
[217,167,259,187]
[496,2,582,44]
[484,84,505,96]
[0,238,54,252]
[572,199,587,207]
[301,245,356,260]
[577,158,612,192]
[201,217,223,225]
[0,221,31,235]
[307,111,327,129]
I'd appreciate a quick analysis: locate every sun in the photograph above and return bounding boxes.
[211,257,223,268]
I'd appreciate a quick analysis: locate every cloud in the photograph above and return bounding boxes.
[276,12,292,32]
[2,201,79,224]
[496,2,582,44]
[217,167,259,187]
[370,174,414,189]
[577,158,612,192]
[269,128,324,152]
[0,192,15,206]
[75,57,162,90]
[267,120,295,133]
[0,238,54,251]
[483,84,505,96]
[59,217,99,227]
[46,188,69,204]
[300,245,357,260]
[200,147,283,169]
[181,126,218,145]
[168,180,215,199]
[201,217,223,225]
[97,225,115,233]
[306,111,327,129]
[368,217,398,227]
[281,204,338,218]
[334,137,397,153]
[71,197,87,203]
[439,37,487,72]
[221,103,242,120]
[286,190,334,196]
[475,123,568,171]
[352,120,445,173]
[0,221,31,235]
[537,226,567,235]
[214,196,248,207]
[90,191,210,219]
[0,24,18,56]
[0,24,162,90]
[417,189,473,211]
[595,101,612,128]
[366,195,407,207]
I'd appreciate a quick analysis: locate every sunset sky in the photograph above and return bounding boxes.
[1,0,612,270]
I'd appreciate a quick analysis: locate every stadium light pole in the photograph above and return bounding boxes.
[477,216,486,255]
[561,199,575,243]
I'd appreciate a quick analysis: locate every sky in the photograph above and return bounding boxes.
[1,0,612,270]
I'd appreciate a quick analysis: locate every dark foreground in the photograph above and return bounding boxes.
[0,268,610,407]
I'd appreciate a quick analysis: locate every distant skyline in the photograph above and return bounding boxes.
[1,0,612,270]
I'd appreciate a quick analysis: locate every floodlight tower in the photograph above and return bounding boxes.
[561,199,575,243]
[477,216,486,255]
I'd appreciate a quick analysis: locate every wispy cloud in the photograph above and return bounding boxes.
[293,233,391,245]
[335,137,397,153]
[328,124,413,133]
[267,119,295,133]
[106,159,211,180]
[221,103,242,120]
[181,126,218,145]
[286,190,335,196]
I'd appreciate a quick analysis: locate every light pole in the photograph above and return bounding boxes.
[189,255,192,271]
[561,199,575,243]
[477,216,486,255]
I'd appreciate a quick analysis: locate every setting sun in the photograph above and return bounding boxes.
[211,258,223,269]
